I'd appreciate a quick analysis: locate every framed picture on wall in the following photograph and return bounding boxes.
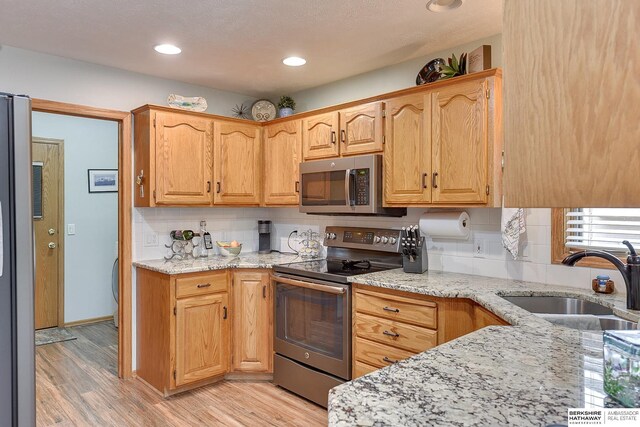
[88,169,118,193]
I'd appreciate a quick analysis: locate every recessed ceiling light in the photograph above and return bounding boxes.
[282,56,307,67]
[426,0,463,12]
[154,44,181,55]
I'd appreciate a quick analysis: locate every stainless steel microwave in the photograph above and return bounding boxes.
[299,154,406,216]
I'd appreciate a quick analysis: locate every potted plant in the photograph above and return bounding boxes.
[277,96,296,117]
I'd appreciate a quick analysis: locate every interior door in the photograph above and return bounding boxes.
[32,140,62,329]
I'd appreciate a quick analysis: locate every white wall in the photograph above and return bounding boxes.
[0,45,256,114]
[288,33,502,112]
[33,112,119,323]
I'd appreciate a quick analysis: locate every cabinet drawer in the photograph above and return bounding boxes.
[355,313,437,353]
[355,290,437,329]
[355,337,415,369]
[175,272,227,299]
[353,360,379,379]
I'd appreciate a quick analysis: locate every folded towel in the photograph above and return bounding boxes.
[537,313,602,331]
[501,204,526,259]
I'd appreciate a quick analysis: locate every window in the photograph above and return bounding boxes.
[551,208,640,268]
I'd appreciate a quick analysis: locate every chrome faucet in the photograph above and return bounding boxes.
[562,240,640,310]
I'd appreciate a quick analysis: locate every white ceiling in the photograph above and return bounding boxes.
[0,0,502,97]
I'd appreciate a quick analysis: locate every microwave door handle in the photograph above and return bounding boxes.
[345,169,355,207]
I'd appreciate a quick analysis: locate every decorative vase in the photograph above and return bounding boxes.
[279,107,294,117]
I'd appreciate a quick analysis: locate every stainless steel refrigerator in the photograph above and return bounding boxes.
[0,93,36,427]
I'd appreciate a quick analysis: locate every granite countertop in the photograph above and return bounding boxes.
[329,269,640,427]
[132,252,306,275]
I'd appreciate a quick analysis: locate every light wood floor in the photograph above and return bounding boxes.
[36,321,327,426]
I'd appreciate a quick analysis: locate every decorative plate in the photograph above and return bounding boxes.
[251,99,276,122]
[416,58,446,86]
[167,94,208,112]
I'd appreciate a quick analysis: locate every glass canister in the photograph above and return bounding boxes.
[603,330,640,407]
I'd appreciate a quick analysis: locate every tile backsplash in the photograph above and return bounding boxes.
[133,206,627,294]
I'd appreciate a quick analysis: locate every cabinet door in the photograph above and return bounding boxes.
[155,112,213,205]
[175,293,229,387]
[302,111,340,160]
[213,121,262,205]
[263,120,302,205]
[339,102,384,156]
[383,94,431,204]
[431,79,488,204]
[232,271,272,373]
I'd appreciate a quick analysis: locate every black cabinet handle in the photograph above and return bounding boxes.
[216,182,221,193]
[383,306,400,313]
[383,330,400,338]
[340,129,346,143]
[206,181,211,193]
[422,173,428,189]
[262,285,266,299]
[383,356,399,364]
[197,283,211,288]
[432,172,438,189]
[223,306,228,320]
[331,131,336,144]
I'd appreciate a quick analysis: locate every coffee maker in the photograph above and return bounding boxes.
[258,220,272,254]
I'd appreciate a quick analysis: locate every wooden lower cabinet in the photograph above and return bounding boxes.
[136,269,231,396]
[231,270,273,373]
[352,284,509,378]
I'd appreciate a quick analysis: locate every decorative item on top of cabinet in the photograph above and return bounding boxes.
[277,96,296,118]
[263,120,302,205]
[383,93,431,204]
[251,99,277,122]
[431,78,489,204]
[231,271,272,374]
[339,102,384,156]
[302,111,340,160]
[503,0,640,207]
[213,121,262,205]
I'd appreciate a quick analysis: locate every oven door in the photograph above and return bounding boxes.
[273,274,351,380]
[299,156,356,214]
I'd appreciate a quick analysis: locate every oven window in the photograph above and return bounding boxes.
[275,283,344,359]
[301,171,346,206]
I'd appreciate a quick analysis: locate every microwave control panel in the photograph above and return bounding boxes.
[354,168,370,206]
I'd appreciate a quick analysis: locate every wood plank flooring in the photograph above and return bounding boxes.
[36,321,327,426]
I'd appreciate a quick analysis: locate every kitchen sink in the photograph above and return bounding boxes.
[501,296,638,330]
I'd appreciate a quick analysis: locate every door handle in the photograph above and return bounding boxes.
[216,182,221,193]
[48,242,57,249]
[48,228,56,235]
[331,131,336,144]
[196,283,211,288]
[340,129,346,143]
[422,173,428,189]
[432,172,438,189]
[383,330,400,338]
[223,306,228,320]
[383,356,399,364]
[262,285,266,299]
[383,306,400,313]
[207,181,211,193]
[295,181,300,193]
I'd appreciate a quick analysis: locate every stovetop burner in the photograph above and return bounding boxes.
[274,258,399,284]
[341,259,371,270]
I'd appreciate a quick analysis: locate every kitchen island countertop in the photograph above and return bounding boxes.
[329,269,640,427]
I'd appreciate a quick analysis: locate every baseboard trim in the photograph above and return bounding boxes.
[64,315,114,328]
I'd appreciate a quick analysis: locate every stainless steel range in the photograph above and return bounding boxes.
[272,226,402,407]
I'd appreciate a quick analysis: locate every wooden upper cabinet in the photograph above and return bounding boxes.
[431,79,488,204]
[302,111,340,160]
[155,112,214,205]
[175,293,229,386]
[232,271,272,373]
[339,102,384,156]
[263,120,302,205]
[213,121,262,205]
[383,93,431,204]
[504,0,639,207]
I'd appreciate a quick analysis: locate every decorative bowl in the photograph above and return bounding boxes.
[217,242,242,257]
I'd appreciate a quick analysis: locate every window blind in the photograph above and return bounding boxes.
[565,208,640,252]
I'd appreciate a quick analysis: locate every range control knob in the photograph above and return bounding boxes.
[389,237,397,245]
[381,236,389,244]
[374,236,381,244]
[328,233,337,240]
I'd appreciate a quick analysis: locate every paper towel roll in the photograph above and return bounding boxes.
[419,211,470,239]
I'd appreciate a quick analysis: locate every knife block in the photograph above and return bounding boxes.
[402,237,428,274]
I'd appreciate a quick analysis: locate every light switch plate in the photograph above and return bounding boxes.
[67,224,76,235]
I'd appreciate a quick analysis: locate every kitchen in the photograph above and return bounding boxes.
[1,0,639,426]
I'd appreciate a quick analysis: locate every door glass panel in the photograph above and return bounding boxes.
[301,171,346,206]
[275,283,344,359]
